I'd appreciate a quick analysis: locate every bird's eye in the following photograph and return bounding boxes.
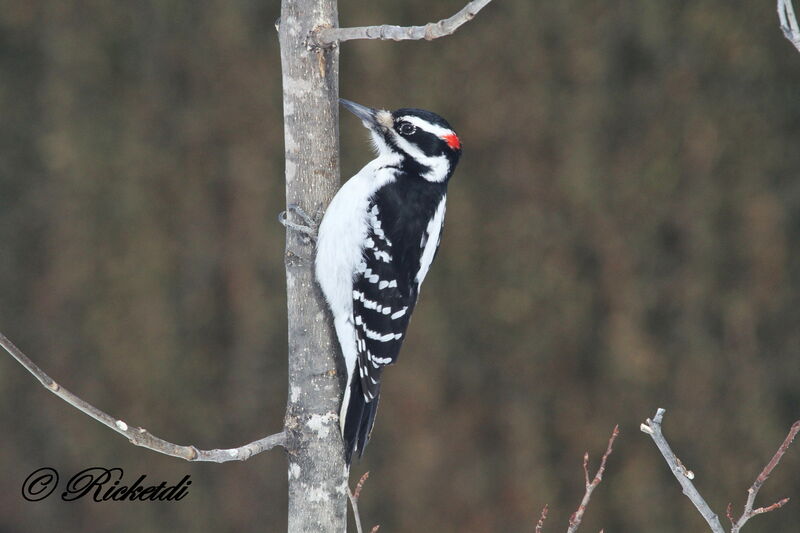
[397,122,416,135]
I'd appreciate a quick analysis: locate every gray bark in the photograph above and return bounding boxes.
[279,1,348,532]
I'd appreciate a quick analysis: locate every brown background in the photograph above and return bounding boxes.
[1,1,800,531]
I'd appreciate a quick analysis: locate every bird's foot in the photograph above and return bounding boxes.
[279,203,319,244]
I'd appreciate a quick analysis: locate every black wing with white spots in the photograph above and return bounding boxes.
[352,203,417,401]
[344,178,448,461]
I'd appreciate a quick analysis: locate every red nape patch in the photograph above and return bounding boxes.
[443,133,461,150]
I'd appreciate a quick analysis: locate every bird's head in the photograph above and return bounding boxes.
[340,98,461,183]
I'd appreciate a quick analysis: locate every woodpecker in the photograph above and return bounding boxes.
[315,99,462,464]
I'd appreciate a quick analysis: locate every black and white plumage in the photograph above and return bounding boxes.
[315,99,462,463]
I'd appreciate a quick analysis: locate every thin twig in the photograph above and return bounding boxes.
[353,471,370,501]
[0,331,285,462]
[730,420,800,532]
[778,0,800,52]
[314,0,494,46]
[348,488,363,533]
[567,425,619,533]
[641,409,725,533]
[535,504,548,533]
[348,471,376,533]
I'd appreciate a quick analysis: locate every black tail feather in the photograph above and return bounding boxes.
[342,373,380,464]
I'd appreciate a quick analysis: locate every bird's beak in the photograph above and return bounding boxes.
[340,99,387,131]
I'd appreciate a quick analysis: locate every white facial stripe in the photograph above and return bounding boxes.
[422,155,450,182]
[392,134,450,182]
[398,116,455,139]
[392,134,426,160]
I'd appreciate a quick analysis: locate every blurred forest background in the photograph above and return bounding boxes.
[2,1,800,532]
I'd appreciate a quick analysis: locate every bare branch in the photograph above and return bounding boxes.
[535,504,548,533]
[643,409,799,533]
[778,0,800,52]
[314,0,494,46]
[730,420,800,532]
[641,409,725,533]
[348,471,380,533]
[567,425,619,533]
[0,331,285,462]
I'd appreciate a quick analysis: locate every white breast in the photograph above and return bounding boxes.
[315,156,399,319]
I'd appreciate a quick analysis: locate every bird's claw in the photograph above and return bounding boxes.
[279,203,319,244]
[289,203,319,227]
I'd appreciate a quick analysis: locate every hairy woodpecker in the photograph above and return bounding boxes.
[315,99,462,464]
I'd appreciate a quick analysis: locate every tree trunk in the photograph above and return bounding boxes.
[279,1,347,532]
